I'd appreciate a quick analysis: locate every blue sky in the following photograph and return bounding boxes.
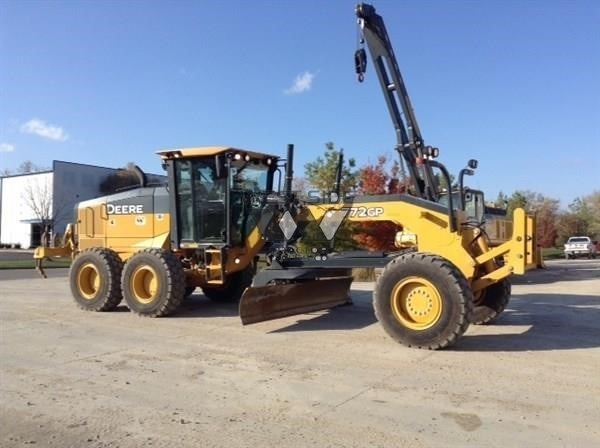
[1,0,598,209]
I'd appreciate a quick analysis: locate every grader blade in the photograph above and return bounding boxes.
[239,276,353,325]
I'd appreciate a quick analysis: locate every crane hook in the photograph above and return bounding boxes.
[354,48,367,83]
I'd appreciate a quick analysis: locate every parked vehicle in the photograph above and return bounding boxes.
[564,236,597,259]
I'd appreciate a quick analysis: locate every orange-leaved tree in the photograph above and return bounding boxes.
[353,154,407,251]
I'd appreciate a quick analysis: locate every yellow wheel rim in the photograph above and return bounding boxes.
[77,263,101,300]
[131,265,158,304]
[390,276,442,330]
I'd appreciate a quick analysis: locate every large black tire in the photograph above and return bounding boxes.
[471,279,511,325]
[69,248,123,311]
[121,249,185,317]
[201,266,254,303]
[373,252,473,350]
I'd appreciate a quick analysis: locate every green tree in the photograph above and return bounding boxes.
[304,142,357,196]
[555,213,583,245]
[556,191,600,243]
[505,191,529,216]
[298,142,359,252]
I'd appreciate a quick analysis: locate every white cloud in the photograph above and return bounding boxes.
[284,71,315,95]
[0,143,15,152]
[20,119,69,142]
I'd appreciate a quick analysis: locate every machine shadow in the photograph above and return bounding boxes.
[170,288,378,330]
[457,293,600,352]
[268,303,378,333]
[270,292,600,351]
[170,294,240,318]
[149,287,600,353]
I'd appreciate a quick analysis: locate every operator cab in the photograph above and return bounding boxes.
[438,189,485,222]
[158,147,279,248]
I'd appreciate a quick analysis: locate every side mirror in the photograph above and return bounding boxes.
[467,159,478,170]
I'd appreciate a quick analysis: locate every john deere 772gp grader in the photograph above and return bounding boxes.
[34,3,538,349]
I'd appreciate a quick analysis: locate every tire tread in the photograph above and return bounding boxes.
[122,248,185,317]
[69,247,123,312]
[373,252,473,350]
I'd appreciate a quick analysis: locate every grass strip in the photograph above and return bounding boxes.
[0,259,71,270]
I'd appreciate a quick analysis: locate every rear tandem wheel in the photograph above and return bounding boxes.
[121,248,185,317]
[373,252,473,350]
[69,248,123,311]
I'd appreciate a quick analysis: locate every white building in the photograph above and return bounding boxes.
[0,160,163,249]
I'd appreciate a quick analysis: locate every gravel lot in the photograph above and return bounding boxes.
[1,259,599,447]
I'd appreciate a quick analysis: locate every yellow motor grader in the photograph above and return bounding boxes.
[34,3,538,349]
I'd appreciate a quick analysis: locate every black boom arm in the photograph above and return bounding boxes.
[355,3,439,201]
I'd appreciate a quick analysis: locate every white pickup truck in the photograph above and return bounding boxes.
[563,236,598,259]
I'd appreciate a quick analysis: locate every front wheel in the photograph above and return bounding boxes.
[121,249,185,317]
[373,253,473,350]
